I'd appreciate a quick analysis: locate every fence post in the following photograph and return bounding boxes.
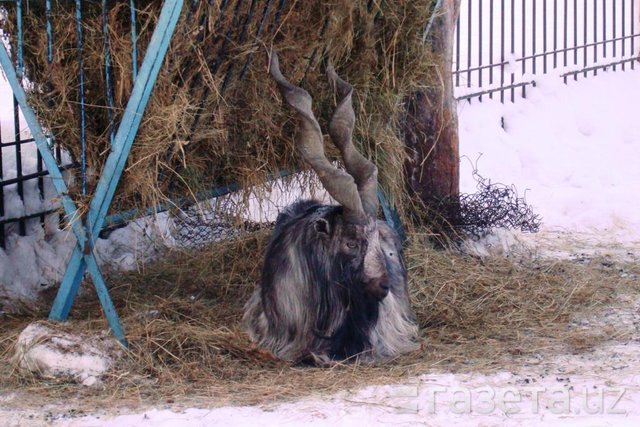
[403,0,461,225]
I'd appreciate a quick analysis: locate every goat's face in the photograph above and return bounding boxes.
[315,213,390,301]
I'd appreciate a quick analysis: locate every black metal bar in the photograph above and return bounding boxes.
[220,0,258,93]
[593,0,597,75]
[0,137,36,148]
[212,0,231,31]
[453,62,507,75]
[554,0,558,68]
[188,0,246,138]
[612,0,616,71]
[543,0,547,73]
[532,0,536,76]
[41,0,55,226]
[36,150,45,221]
[75,0,87,194]
[238,0,275,81]
[573,0,578,80]
[602,0,607,65]
[0,163,79,188]
[583,0,587,77]
[522,0,526,98]
[500,0,505,102]
[457,80,535,101]
[1,171,58,188]
[633,0,636,70]
[489,0,494,99]
[479,0,483,100]
[0,209,61,228]
[185,0,200,26]
[451,33,640,75]
[103,0,116,146]
[130,0,138,80]
[622,0,625,71]
[467,0,472,88]
[267,0,286,34]
[562,56,639,75]
[563,0,568,83]
[13,0,25,236]
[511,0,515,102]
[47,0,62,170]
[303,15,330,82]
[458,54,639,102]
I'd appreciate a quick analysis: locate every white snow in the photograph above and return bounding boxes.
[21,316,640,426]
[458,67,640,258]
[12,322,122,387]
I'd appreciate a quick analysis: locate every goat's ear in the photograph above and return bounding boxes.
[314,218,330,235]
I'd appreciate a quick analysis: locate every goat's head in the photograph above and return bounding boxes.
[269,52,391,301]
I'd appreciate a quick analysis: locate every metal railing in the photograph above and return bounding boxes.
[454,0,640,102]
[0,0,73,248]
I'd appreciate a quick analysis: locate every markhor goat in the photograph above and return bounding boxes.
[243,52,418,365]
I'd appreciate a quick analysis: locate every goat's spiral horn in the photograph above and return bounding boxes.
[326,63,379,217]
[269,51,366,222]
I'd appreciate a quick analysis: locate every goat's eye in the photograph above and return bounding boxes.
[346,242,358,249]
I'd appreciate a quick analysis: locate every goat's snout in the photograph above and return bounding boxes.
[366,274,390,301]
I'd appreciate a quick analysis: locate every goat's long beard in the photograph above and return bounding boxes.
[313,261,380,360]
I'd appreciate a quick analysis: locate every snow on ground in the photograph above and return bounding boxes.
[458,67,640,257]
[3,294,640,427]
[12,323,121,388]
[47,343,640,426]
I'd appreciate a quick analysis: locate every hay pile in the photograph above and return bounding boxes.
[1,230,638,407]
[1,0,438,216]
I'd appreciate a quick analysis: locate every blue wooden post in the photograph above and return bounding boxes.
[0,0,184,346]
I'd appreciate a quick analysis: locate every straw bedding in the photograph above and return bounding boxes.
[1,229,637,408]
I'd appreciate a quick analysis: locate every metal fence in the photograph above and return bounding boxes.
[454,0,640,102]
[0,1,75,248]
[1,0,640,247]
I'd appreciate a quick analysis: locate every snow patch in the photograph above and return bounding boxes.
[12,322,123,387]
[460,228,532,258]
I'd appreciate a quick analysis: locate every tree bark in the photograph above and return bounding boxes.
[403,0,461,215]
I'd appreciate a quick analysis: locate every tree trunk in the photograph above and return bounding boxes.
[403,0,461,219]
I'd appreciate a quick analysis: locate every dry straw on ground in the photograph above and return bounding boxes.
[1,0,438,219]
[1,229,638,409]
